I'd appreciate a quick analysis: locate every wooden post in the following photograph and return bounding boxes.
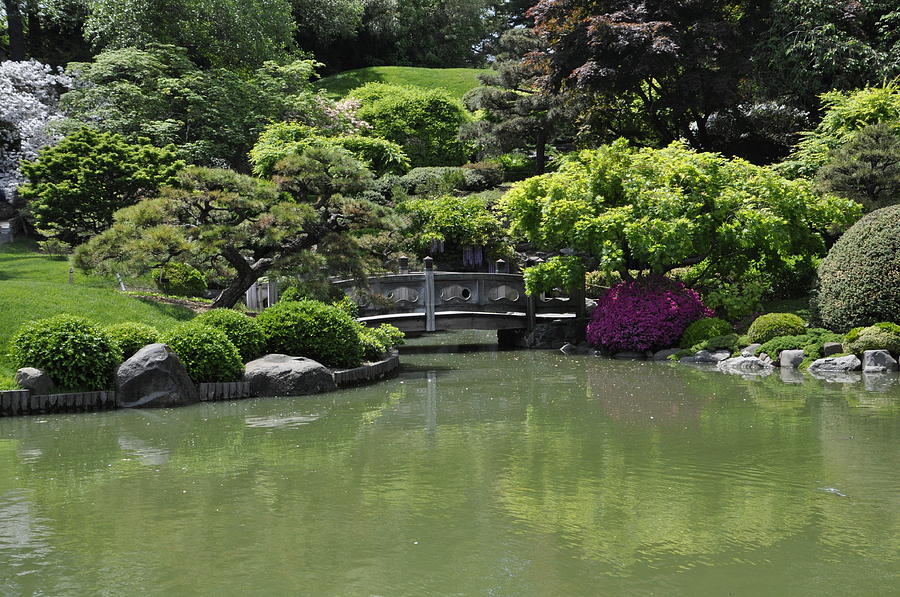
[398,255,409,274]
[68,267,74,284]
[424,256,436,332]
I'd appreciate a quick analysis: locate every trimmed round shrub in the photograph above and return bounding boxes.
[843,322,900,354]
[679,317,733,349]
[816,204,900,331]
[255,299,364,368]
[371,323,404,349]
[106,322,161,359]
[154,262,207,297]
[10,314,122,391]
[162,322,243,383]
[747,313,806,344]
[586,277,713,351]
[356,323,405,362]
[194,309,265,361]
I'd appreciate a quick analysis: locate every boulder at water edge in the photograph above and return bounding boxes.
[244,354,336,397]
[14,367,55,395]
[116,343,200,408]
[780,349,806,369]
[862,350,899,373]
[807,354,862,373]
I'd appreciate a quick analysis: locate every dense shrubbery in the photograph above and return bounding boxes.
[154,262,208,298]
[586,277,712,352]
[106,322,161,359]
[815,205,900,332]
[398,195,509,259]
[256,299,363,368]
[679,318,733,349]
[349,83,470,167]
[10,314,122,391]
[843,323,900,355]
[754,328,842,360]
[356,323,405,361]
[747,313,807,344]
[496,152,536,181]
[689,334,740,354]
[194,309,266,361]
[161,322,244,383]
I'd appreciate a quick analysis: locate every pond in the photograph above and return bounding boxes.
[1,331,898,596]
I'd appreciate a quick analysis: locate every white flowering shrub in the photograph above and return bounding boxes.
[0,60,72,202]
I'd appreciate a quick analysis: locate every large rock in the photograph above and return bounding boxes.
[680,349,730,364]
[740,344,762,357]
[822,342,843,357]
[717,356,773,375]
[116,343,200,408]
[613,351,645,360]
[14,367,55,395]
[862,350,899,373]
[780,349,806,369]
[652,348,681,361]
[244,354,336,397]
[807,354,862,373]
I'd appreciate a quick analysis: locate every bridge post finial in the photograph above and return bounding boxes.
[398,255,409,274]
[495,258,508,273]
[424,256,434,270]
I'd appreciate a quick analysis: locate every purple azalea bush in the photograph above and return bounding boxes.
[587,277,713,351]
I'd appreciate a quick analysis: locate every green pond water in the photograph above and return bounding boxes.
[1,331,898,596]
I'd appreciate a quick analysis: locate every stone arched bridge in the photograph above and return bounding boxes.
[332,257,585,333]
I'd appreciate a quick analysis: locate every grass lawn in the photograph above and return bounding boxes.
[316,66,488,100]
[0,241,195,388]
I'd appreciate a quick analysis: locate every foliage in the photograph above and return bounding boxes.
[679,318,733,350]
[106,322,161,359]
[747,313,807,344]
[255,299,363,368]
[59,45,336,169]
[82,0,296,68]
[154,262,207,298]
[500,140,861,295]
[250,122,410,178]
[75,155,381,308]
[754,328,844,360]
[816,124,900,212]
[780,82,900,179]
[523,256,585,296]
[355,323,404,361]
[689,334,740,354]
[461,28,571,174]
[194,309,266,361]
[161,321,244,383]
[19,128,183,244]
[0,59,71,201]
[586,277,713,352]
[331,295,359,318]
[398,195,509,259]
[36,238,71,258]
[9,314,122,391]
[496,152,536,182]
[349,83,470,167]
[815,204,900,332]
[843,323,900,355]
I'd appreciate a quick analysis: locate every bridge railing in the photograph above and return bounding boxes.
[331,257,585,332]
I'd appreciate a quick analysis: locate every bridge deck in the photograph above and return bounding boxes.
[359,311,577,332]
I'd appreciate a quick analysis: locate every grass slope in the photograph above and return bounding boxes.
[316,66,487,100]
[0,242,194,388]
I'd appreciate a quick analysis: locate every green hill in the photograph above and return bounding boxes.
[316,66,488,100]
[0,242,195,388]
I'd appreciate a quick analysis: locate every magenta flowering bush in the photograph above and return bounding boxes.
[586,277,713,351]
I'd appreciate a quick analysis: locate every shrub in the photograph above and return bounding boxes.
[747,313,806,344]
[754,328,843,359]
[331,295,359,318]
[586,277,713,352]
[194,309,265,361]
[398,194,509,259]
[10,314,123,391]
[461,161,504,191]
[349,83,470,167]
[496,152,535,181]
[356,323,405,361]
[690,334,740,353]
[679,317,733,349]
[370,323,404,349]
[161,322,243,383]
[255,299,363,368]
[815,204,900,331]
[154,262,208,298]
[843,322,900,354]
[106,322,161,359]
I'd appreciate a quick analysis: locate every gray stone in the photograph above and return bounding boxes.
[613,351,645,360]
[822,342,844,357]
[717,356,773,375]
[244,354,336,397]
[652,348,681,361]
[807,354,862,373]
[780,349,806,369]
[862,349,899,373]
[680,350,718,364]
[14,367,55,395]
[711,350,732,362]
[560,343,578,355]
[758,353,773,365]
[740,344,762,357]
[116,343,199,408]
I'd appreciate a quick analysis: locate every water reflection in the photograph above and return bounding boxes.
[0,332,897,596]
